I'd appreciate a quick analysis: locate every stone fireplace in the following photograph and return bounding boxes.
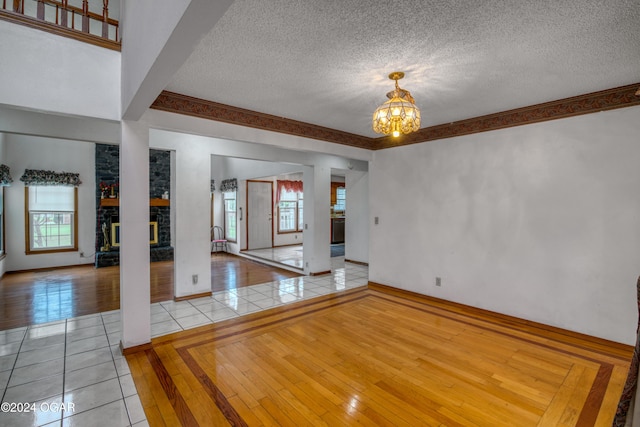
[94,144,174,267]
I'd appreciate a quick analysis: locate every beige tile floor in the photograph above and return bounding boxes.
[0,254,367,426]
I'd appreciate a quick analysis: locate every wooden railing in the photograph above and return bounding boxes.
[1,0,119,47]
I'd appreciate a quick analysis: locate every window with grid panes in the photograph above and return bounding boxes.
[223,191,237,242]
[278,190,303,233]
[26,186,78,253]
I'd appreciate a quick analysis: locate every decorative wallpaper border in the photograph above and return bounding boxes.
[150,92,374,149]
[374,83,640,150]
[151,83,640,151]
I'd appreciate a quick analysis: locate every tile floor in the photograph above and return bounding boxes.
[242,244,305,270]
[0,258,368,426]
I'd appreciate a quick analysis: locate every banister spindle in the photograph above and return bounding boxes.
[60,0,68,27]
[102,0,109,39]
[12,0,23,14]
[36,0,44,20]
[81,0,89,33]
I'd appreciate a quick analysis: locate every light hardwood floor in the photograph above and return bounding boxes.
[126,283,632,426]
[0,254,301,331]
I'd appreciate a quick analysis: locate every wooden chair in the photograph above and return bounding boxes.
[211,226,227,253]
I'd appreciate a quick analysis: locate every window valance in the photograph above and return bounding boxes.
[20,169,82,187]
[220,178,237,192]
[0,164,13,186]
[276,180,303,202]
[210,179,216,192]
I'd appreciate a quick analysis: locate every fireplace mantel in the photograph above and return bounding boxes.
[100,198,170,207]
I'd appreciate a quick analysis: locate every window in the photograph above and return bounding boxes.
[223,191,237,242]
[26,186,78,254]
[278,190,303,233]
[335,187,346,212]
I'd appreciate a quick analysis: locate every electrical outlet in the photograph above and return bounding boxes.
[192,274,198,285]
[79,252,84,257]
[374,217,379,225]
[435,277,441,287]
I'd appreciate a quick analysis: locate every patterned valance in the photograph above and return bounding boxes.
[210,179,215,192]
[20,169,82,187]
[276,180,303,202]
[0,164,13,186]
[220,178,237,192]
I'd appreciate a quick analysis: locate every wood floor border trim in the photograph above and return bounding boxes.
[366,292,615,425]
[158,289,368,426]
[140,286,630,426]
[368,281,633,359]
[146,348,200,426]
[577,363,614,426]
[178,347,249,427]
[159,289,369,351]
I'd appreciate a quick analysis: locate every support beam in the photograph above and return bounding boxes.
[120,120,151,349]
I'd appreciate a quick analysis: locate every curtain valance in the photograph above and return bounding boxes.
[20,169,82,187]
[0,164,13,186]
[276,180,303,202]
[220,178,237,192]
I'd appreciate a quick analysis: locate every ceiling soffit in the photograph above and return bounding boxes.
[151,83,640,151]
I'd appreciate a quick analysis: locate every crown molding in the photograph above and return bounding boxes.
[374,83,640,149]
[150,91,374,149]
[152,83,640,151]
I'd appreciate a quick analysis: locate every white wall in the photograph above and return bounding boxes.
[0,20,120,121]
[345,171,369,264]
[369,106,640,345]
[4,136,96,271]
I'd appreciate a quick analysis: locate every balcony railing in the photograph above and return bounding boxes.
[1,0,119,49]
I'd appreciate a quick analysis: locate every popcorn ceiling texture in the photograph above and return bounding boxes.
[166,0,640,138]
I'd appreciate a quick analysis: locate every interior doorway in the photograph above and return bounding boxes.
[247,180,273,250]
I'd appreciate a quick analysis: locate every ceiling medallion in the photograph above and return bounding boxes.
[372,71,421,137]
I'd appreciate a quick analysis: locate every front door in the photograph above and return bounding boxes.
[247,180,273,250]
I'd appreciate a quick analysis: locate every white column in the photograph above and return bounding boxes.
[303,163,331,274]
[173,140,211,298]
[120,120,150,348]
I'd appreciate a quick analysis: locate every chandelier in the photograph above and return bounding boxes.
[372,71,421,137]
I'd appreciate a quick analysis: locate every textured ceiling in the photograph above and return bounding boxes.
[165,0,640,138]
